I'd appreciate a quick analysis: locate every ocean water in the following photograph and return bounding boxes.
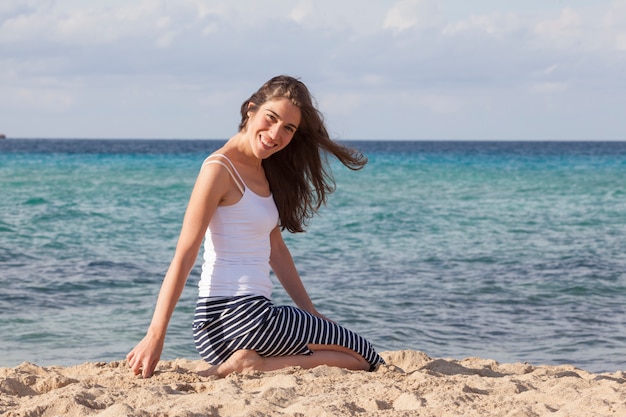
[1,139,625,373]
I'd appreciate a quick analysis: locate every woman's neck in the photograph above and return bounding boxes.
[225,132,263,169]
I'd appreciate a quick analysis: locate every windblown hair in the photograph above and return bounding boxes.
[239,75,367,233]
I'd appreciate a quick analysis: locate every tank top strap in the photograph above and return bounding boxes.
[202,153,246,195]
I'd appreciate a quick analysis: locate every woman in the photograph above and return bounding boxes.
[127,75,384,378]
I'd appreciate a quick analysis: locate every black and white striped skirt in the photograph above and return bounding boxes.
[193,294,385,371]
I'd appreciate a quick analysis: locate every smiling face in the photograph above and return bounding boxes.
[245,98,301,160]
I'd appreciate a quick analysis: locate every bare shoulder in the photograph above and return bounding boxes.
[197,152,244,205]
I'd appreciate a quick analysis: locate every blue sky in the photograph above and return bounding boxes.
[1,0,625,140]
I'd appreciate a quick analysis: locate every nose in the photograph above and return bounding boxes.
[268,123,281,141]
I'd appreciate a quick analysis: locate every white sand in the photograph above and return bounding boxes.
[1,350,624,416]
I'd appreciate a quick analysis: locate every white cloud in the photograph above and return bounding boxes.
[530,82,569,95]
[289,1,312,24]
[0,8,49,43]
[0,70,77,113]
[155,31,177,48]
[617,33,626,50]
[442,12,524,37]
[0,0,624,140]
[533,8,583,46]
[383,0,442,32]
[541,65,558,76]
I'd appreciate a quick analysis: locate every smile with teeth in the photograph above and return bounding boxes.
[260,135,277,148]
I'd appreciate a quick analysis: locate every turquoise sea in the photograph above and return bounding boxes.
[1,139,625,373]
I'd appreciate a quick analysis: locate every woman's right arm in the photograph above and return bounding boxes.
[126,161,231,378]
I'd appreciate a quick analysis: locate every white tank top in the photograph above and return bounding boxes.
[198,154,279,298]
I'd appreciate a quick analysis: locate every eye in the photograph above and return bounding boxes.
[266,113,277,122]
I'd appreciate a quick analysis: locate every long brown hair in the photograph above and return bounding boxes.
[239,75,367,233]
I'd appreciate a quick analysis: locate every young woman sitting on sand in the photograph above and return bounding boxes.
[126,75,384,378]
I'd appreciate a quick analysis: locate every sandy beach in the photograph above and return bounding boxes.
[1,350,624,416]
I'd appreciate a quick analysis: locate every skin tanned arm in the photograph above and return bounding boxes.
[269,226,330,321]
[126,163,233,378]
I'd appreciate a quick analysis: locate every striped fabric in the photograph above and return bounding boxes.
[193,295,385,371]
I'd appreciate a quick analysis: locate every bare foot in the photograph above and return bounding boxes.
[196,363,218,377]
[197,350,263,378]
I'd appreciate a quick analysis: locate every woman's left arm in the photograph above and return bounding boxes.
[269,226,329,320]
